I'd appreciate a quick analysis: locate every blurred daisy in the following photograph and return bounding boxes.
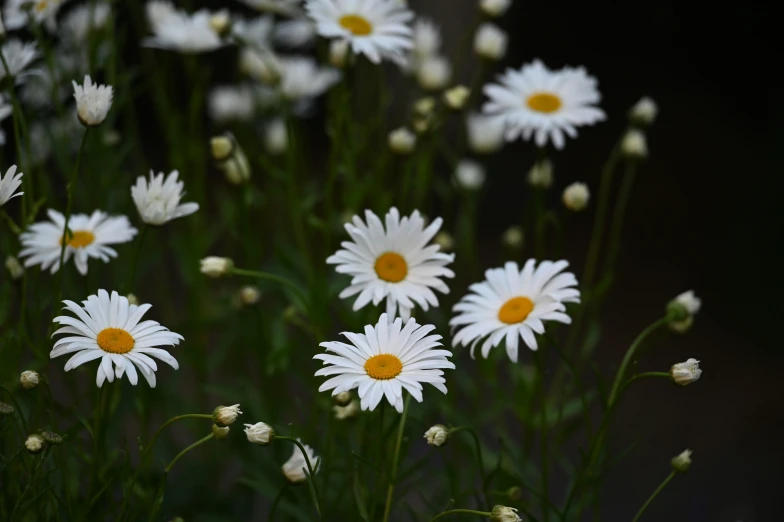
[411,17,441,59]
[20,209,137,275]
[0,39,39,84]
[314,313,455,412]
[0,98,10,145]
[3,0,65,31]
[451,260,580,362]
[0,165,23,206]
[466,113,505,154]
[278,56,340,100]
[231,14,274,50]
[51,290,182,387]
[306,0,413,64]
[61,2,112,45]
[482,59,605,149]
[144,2,223,53]
[240,0,302,17]
[72,75,113,127]
[131,170,199,226]
[327,207,455,320]
[274,17,317,47]
[282,439,319,483]
[208,85,256,122]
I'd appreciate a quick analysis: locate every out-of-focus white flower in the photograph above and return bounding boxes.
[144,2,224,53]
[668,290,701,331]
[455,160,485,190]
[72,75,113,126]
[0,39,40,84]
[240,0,302,17]
[232,14,274,50]
[670,358,701,386]
[388,127,416,154]
[501,226,523,249]
[3,0,65,32]
[244,422,275,445]
[20,370,39,390]
[282,440,320,483]
[277,56,341,100]
[333,391,352,406]
[562,182,590,211]
[434,231,455,251]
[474,23,507,61]
[480,0,512,17]
[490,505,521,522]
[5,255,24,279]
[213,404,242,427]
[264,118,289,155]
[417,55,451,91]
[0,165,23,206]
[629,96,658,126]
[333,399,360,420]
[208,10,231,37]
[0,98,11,145]
[62,3,112,44]
[131,170,199,226]
[621,129,648,158]
[239,286,261,306]
[527,159,553,188]
[25,434,45,454]
[328,38,349,67]
[239,47,281,84]
[444,85,470,110]
[423,424,449,447]
[412,17,441,58]
[466,113,505,154]
[414,96,436,116]
[671,449,692,473]
[201,257,234,277]
[208,85,256,122]
[274,17,317,48]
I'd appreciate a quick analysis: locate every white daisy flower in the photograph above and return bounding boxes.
[450,260,580,362]
[3,0,65,31]
[327,207,455,321]
[131,170,199,226]
[144,3,223,53]
[277,56,341,100]
[273,17,317,48]
[0,164,23,206]
[20,209,138,275]
[231,14,274,50]
[314,313,455,412]
[61,2,112,45]
[240,0,302,17]
[305,0,414,65]
[281,439,319,483]
[482,59,606,149]
[0,39,39,84]
[51,290,182,387]
[208,85,256,122]
[72,75,114,127]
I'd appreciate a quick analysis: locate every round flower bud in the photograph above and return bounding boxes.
[213,404,242,427]
[40,431,63,445]
[20,370,39,390]
[0,402,14,416]
[329,39,350,68]
[671,449,692,473]
[423,424,449,447]
[562,182,590,211]
[527,159,554,188]
[239,286,261,306]
[501,226,524,249]
[126,293,139,306]
[264,119,288,155]
[480,0,512,17]
[490,505,522,522]
[414,97,436,116]
[5,255,24,279]
[506,486,522,501]
[244,422,275,445]
[200,257,234,278]
[621,129,648,159]
[333,399,360,420]
[629,96,658,127]
[434,231,455,251]
[212,424,230,440]
[474,23,508,61]
[412,115,432,134]
[466,113,505,154]
[388,127,416,154]
[25,434,46,454]
[443,85,470,110]
[210,136,234,161]
[455,160,486,190]
[667,290,701,331]
[416,56,451,91]
[333,391,352,406]
[670,358,701,386]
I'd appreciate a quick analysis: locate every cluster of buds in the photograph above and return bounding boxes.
[210,133,251,185]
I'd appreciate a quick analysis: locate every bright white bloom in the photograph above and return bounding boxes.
[455,160,485,190]
[388,127,416,154]
[278,56,341,100]
[480,0,512,17]
[72,75,113,126]
[424,424,449,447]
[327,208,455,320]
[62,3,112,44]
[621,129,648,158]
[264,118,288,155]
[240,0,302,16]
[629,96,658,126]
[466,113,505,154]
[0,165,23,206]
[444,85,470,110]
[306,0,414,65]
[145,2,223,53]
[411,17,441,58]
[51,290,182,387]
[20,209,137,275]
[244,422,275,444]
[451,260,580,361]
[528,159,554,188]
[213,404,242,426]
[239,286,261,306]
[490,505,522,522]
[20,370,39,390]
[274,17,317,47]
[3,0,65,31]
[131,170,199,226]
[329,38,350,67]
[5,255,24,279]
[200,256,234,277]
[208,85,256,122]
[671,449,692,473]
[670,358,701,386]
[0,39,39,83]
[333,398,360,419]
[282,440,320,483]
[501,226,523,249]
[483,59,606,149]
[474,23,507,61]
[417,55,451,90]
[314,313,455,412]
[562,182,590,211]
[673,290,701,315]
[25,434,45,454]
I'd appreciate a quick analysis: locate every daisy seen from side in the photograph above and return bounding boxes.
[131,170,199,226]
[0,164,23,206]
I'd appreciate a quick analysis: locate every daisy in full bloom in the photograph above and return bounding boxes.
[305,0,413,65]
[3,0,65,31]
[327,207,455,321]
[482,59,606,149]
[20,209,138,275]
[450,260,580,362]
[72,75,114,126]
[0,165,23,206]
[144,1,223,53]
[0,39,39,83]
[51,290,182,387]
[314,313,455,412]
[131,170,199,226]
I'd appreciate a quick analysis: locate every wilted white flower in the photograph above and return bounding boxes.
[20,370,39,390]
[562,182,590,211]
[501,226,523,249]
[213,404,242,427]
[466,113,505,154]
[434,231,455,251]
[72,75,113,126]
[201,257,234,277]
[5,255,24,279]
[277,56,340,100]
[131,170,199,226]
[244,422,275,445]
[671,449,692,473]
[282,440,320,483]
[621,129,648,158]
[490,505,521,522]
[0,165,23,206]
[328,38,349,67]
[474,23,507,61]
[144,3,223,53]
[62,3,112,44]
[670,358,701,386]
[444,85,470,110]
[264,118,288,155]
[239,286,261,306]
[629,96,658,126]
[528,159,554,188]
[1,39,39,84]
[417,55,451,91]
[25,434,45,454]
[455,160,486,190]
[208,85,256,122]
[333,399,360,420]
[423,424,449,447]
[388,127,416,154]
[480,0,512,17]
[274,17,317,47]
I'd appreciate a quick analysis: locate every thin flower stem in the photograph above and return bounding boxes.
[631,471,676,522]
[602,162,639,283]
[382,395,410,522]
[450,427,489,508]
[1,208,22,235]
[276,436,322,519]
[230,268,309,308]
[268,482,289,522]
[535,351,550,522]
[0,385,29,434]
[126,224,148,293]
[430,508,493,521]
[164,433,215,474]
[606,317,669,406]
[621,371,671,395]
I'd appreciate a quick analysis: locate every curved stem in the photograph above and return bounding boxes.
[382,395,410,522]
[621,372,670,395]
[602,162,639,283]
[276,436,322,519]
[0,385,29,434]
[631,471,676,522]
[430,508,492,521]
[268,482,289,522]
[606,317,668,406]
[450,427,489,508]
[230,268,308,307]
[164,433,215,474]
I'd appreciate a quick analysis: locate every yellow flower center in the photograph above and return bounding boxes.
[60,230,95,249]
[96,328,135,354]
[498,297,534,324]
[374,252,408,283]
[364,354,403,380]
[35,1,48,13]
[339,14,373,36]
[527,92,562,113]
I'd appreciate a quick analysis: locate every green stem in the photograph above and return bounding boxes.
[1,208,22,235]
[230,268,309,308]
[382,395,410,522]
[631,471,676,522]
[450,427,489,508]
[276,436,322,519]
[127,224,149,292]
[164,433,214,474]
[268,482,289,522]
[601,162,639,284]
[430,508,492,521]
[606,317,668,406]
[535,351,550,522]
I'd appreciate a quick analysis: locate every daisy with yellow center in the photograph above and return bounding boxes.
[315,313,455,412]
[482,59,606,149]
[51,290,182,387]
[20,209,137,275]
[451,260,580,362]
[327,207,455,321]
[305,0,413,64]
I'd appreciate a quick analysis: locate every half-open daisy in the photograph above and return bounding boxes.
[327,207,455,321]
[451,260,580,362]
[482,59,605,149]
[131,170,199,226]
[19,209,137,275]
[314,313,454,412]
[305,0,413,64]
[51,290,182,387]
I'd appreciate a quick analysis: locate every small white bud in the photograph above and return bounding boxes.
[416,56,452,91]
[434,231,455,251]
[0,402,14,416]
[621,129,648,159]
[490,505,522,522]
[25,434,46,454]
[562,182,590,211]
[455,160,485,190]
[329,39,350,68]
[466,113,505,154]
[210,136,234,161]
[412,115,432,134]
[20,371,39,390]
[212,424,230,440]
[670,358,702,386]
[423,424,449,447]
[333,399,360,420]
[333,390,352,406]
[200,257,234,278]
[239,286,261,306]
[480,0,512,17]
[244,422,275,445]
[671,449,692,473]
[213,404,242,427]
[443,85,471,110]
[221,148,251,185]
[527,159,554,188]
[667,290,701,331]
[501,226,524,249]
[388,127,416,154]
[126,293,139,306]
[40,431,63,445]
[414,97,436,116]
[474,23,507,61]
[629,96,658,126]
[5,256,25,279]
[264,118,288,156]
[209,11,231,37]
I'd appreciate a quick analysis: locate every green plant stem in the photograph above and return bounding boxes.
[127,224,149,292]
[382,395,410,522]
[0,385,29,434]
[535,351,550,522]
[601,162,639,282]
[450,427,489,508]
[631,471,676,522]
[276,436,322,519]
[606,317,669,406]
[1,208,22,235]
[430,508,493,521]
[268,482,289,522]
[230,268,309,309]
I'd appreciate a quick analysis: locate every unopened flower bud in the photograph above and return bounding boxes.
[667,290,700,331]
[244,422,275,445]
[329,39,350,68]
[222,149,251,185]
[443,85,470,110]
[527,159,553,188]
[210,136,234,161]
[333,399,360,420]
[333,391,352,406]
[127,293,139,306]
[506,486,522,501]
[264,119,288,155]
[434,231,455,251]
[671,449,692,473]
[670,358,701,386]
[213,404,242,427]
[212,424,230,440]
[417,56,451,91]
[40,431,63,445]
[414,97,436,116]
[412,115,432,134]
[200,257,234,277]
[388,127,416,154]
[209,11,231,37]
[621,129,648,159]
[455,160,485,190]
[490,505,521,522]
[501,226,524,249]
[423,424,449,447]
[474,23,507,61]
[629,96,658,127]
[466,113,505,154]
[239,286,261,306]
[480,0,512,17]
[25,434,46,454]
[20,371,39,390]
[562,182,590,211]
[5,256,24,279]
[0,402,14,416]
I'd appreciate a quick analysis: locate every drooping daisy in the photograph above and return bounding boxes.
[305,0,413,65]
[72,75,114,127]
[131,170,199,226]
[0,39,40,84]
[314,313,455,412]
[0,165,23,206]
[20,209,138,275]
[281,439,319,483]
[327,207,455,321]
[482,59,606,149]
[144,2,223,53]
[450,260,580,362]
[51,290,182,387]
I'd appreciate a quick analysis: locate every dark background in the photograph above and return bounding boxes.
[410,0,781,520]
